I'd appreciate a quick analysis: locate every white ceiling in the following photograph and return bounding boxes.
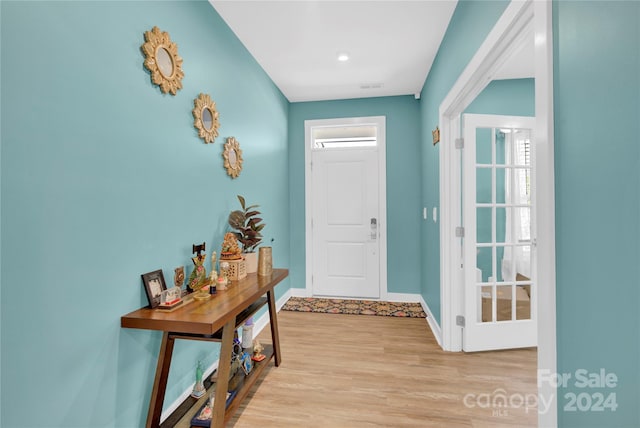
[209,1,533,103]
[210,0,458,102]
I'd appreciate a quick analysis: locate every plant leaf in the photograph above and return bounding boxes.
[228,210,246,229]
[237,195,246,210]
[248,217,262,226]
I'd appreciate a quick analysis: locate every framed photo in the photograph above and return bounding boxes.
[141,269,167,308]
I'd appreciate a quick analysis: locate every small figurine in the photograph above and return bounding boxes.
[188,242,207,292]
[241,351,253,375]
[209,251,218,288]
[252,339,266,362]
[174,266,185,289]
[211,251,217,274]
[191,361,206,399]
[194,395,213,421]
[220,232,242,260]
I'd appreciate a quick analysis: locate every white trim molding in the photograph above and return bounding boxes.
[439,0,535,353]
[533,2,557,426]
[420,296,443,348]
[385,292,421,303]
[290,287,311,298]
[438,1,556,427]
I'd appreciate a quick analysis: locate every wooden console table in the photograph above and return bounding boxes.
[121,269,288,428]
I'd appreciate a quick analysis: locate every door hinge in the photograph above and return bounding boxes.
[455,226,465,237]
[456,315,465,327]
[455,138,464,149]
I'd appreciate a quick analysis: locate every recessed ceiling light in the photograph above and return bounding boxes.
[337,52,350,62]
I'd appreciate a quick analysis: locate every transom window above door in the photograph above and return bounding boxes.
[312,125,378,149]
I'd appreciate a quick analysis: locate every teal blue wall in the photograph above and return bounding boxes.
[420,1,639,426]
[466,78,534,115]
[288,96,422,294]
[419,0,511,323]
[1,1,289,427]
[554,1,639,426]
[2,1,639,427]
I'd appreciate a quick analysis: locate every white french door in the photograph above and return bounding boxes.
[462,114,537,351]
[311,147,380,298]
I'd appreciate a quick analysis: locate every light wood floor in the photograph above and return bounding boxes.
[223,311,537,428]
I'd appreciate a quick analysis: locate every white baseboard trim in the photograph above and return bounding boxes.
[161,288,293,423]
[289,287,310,297]
[385,292,421,303]
[419,296,443,348]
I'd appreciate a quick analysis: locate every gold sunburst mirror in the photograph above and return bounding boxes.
[192,93,220,144]
[223,137,243,179]
[141,26,184,95]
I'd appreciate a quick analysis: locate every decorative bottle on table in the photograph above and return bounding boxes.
[209,251,217,294]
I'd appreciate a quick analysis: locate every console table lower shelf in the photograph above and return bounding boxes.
[121,269,288,428]
[161,344,275,428]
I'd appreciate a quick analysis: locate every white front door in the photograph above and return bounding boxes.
[307,118,384,299]
[462,114,537,351]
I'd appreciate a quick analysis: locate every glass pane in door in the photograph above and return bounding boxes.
[480,285,493,322]
[516,284,532,320]
[476,246,493,283]
[476,128,493,165]
[476,168,492,204]
[496,285,513,321]
[476,207,492,243]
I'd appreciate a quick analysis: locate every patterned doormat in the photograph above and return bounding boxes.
[282,297,426,318]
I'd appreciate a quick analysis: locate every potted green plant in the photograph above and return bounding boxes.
[228,195,265,273]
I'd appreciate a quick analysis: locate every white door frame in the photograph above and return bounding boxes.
[304,116,388,299]
[438,1,556,426]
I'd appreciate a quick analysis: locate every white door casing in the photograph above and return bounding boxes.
[438,1,556,426]
[462,114,537,351]
[304,116,387,299]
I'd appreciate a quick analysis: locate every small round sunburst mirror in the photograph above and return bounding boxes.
[192,93,220,144]
[141,26,184,95]
[223,137,243,179]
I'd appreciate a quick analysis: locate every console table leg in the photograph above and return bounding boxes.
[266,290,282,366]
[211,317,236,428]
[146,332,175,428]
